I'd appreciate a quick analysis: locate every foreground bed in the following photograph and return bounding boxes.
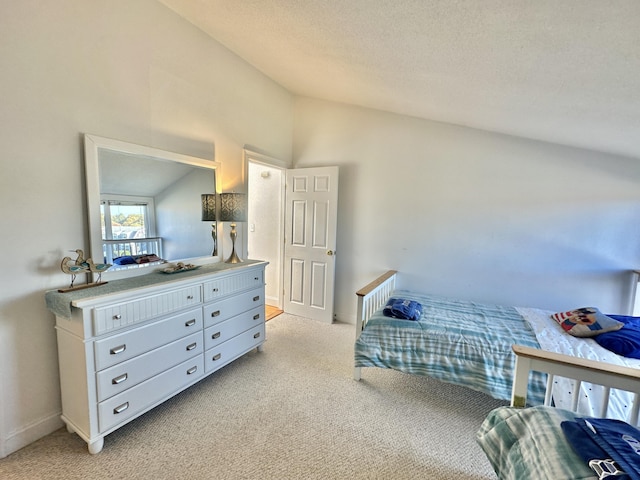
[478,345,640,479]
[354,270,640,420]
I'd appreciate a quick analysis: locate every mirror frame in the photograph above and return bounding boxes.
[84,134,222,282]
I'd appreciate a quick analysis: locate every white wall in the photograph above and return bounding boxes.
[292,97,640,322]
[0,0,293,457]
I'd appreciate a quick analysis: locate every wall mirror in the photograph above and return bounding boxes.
[84,134,221,281]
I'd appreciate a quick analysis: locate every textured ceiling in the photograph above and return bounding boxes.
[158,0,640,160]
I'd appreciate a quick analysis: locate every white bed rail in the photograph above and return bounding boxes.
[354,270,397,380]
[511,344,640,424]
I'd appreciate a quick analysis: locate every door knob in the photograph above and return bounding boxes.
[327,250,334,256]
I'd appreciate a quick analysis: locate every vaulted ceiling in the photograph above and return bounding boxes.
[158,0,640,160]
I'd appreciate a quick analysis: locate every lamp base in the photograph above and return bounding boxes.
[225,223,243,263]
[225,249,243,264]
[211,224,217,257]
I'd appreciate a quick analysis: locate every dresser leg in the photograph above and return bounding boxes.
[88,438,104,454]
[257,344,264,352]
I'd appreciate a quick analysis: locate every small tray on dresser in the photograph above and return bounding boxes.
[161,263,200,274]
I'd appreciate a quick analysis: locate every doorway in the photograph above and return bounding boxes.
[247,154,286,316]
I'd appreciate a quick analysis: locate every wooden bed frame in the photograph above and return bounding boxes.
[354,270,640,419]
[511,344,640,422]
[354,270,397,381]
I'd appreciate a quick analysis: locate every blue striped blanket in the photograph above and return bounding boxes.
[355,290,546,404]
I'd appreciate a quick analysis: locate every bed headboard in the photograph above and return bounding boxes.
[355,270,397,339]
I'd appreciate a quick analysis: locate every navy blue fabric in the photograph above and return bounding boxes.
[113,256,136,265]
[561,420,611,462]
[596,315,640,359]
[562,417,640,479]
[382,298,423,321]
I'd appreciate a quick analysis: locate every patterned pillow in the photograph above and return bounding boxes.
[551,307,624,337]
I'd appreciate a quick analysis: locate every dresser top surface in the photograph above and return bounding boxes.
[46,260,267,318]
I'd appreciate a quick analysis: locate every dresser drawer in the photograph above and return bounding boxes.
[94,308,203,371]
[204,306,264,350]
[204,324,265,374]
[203,269,263,303]
[203,287,264,328]
[93,286,202,335]
[98,356,204,433]
[95,331,203,402]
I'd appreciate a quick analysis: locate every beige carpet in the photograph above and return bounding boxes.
[0,314,505,480]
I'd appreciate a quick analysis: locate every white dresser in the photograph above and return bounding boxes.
[47,261,267,454]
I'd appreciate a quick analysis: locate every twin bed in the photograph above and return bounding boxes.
[354,270,640,479]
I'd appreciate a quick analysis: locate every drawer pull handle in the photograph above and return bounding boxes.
[186,342,197,351]
[253,296,260,302]
[254,332,261,339]
[254,277,259,281]
[112,373,128,385]
[185,319,196,327]
[112,314,122,320]
[187,366,198,375]
[113,402,129,414]
[212,332,221,339]
[110,344,126,355]
[212,353,221,361]
[212,287,219,293]
[211,310,220,317]
[253,314,260,320]
[187,295,194,300]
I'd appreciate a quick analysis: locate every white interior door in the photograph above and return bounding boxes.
[284,166,339,323]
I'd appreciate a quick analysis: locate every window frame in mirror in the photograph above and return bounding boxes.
[84,134,222,282]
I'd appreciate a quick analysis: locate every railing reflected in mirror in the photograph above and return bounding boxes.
[84,134,222,281]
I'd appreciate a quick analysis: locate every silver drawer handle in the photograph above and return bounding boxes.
[212,353,221,361]
[253,296,260,302]
[253,314,260,320]
[212,332,221,339]
[185,319,196,327]
[112,373,128,385]
[187,366,198,375]
[112,314,122,320]
[254,332,261,339]
[186,342,197,351]
[113,402,129,414]
[211,310,220,317]
[110,344,126,355]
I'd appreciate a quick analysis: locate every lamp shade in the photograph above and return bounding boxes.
[201,194,217,221]
[219,193,247,222]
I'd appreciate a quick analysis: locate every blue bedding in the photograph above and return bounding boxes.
[595,315,640,359]
[354,289,546,404]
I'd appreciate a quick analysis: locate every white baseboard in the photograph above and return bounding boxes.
[265,295,279,307]
[332,310,355,324]
[1,412,63,459]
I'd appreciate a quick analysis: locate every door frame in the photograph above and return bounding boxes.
[244,148,288,309]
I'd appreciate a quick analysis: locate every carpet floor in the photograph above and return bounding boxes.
[0,313,504,479]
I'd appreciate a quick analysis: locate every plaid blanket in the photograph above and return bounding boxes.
[477,406,596,479]
[354,289,546,404]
